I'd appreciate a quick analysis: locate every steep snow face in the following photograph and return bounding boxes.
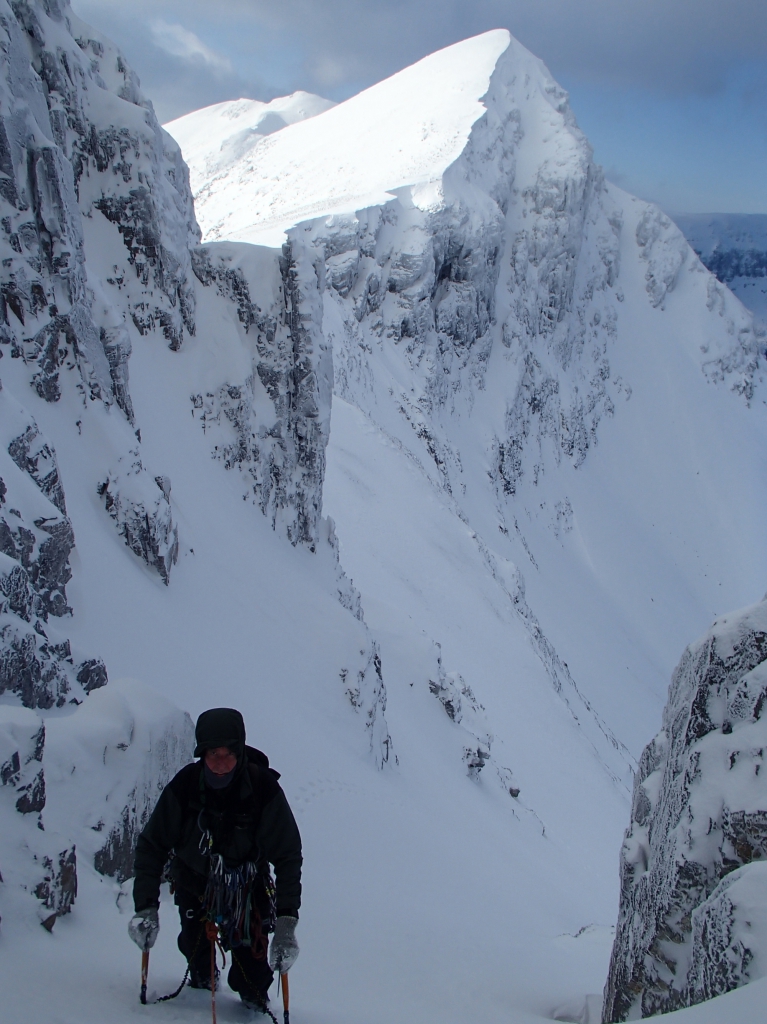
[603,599,767,1020]
[676,214,767,325]
[164,92,336,200]
[171,29,767,769]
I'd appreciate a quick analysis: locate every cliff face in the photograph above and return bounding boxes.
[603,598,767,1020]
[0,0,385,932]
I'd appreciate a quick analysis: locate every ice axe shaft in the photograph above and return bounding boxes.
[140,950,149,1004]
[281,972,290,1024]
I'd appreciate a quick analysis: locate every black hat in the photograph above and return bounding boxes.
[194,708,246,759]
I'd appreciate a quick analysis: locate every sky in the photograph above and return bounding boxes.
[71,0,767,215]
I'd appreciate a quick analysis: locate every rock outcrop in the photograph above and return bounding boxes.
[190,240,331,549]
[0,0,202,923]
[603,598,767,1020]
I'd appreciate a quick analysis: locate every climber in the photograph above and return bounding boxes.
[127,707,302,1012]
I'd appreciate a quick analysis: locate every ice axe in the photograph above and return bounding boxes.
[278,971,290,1024]
[140,949,149,1004]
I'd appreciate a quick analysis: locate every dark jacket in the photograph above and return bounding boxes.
[133,748,302,918]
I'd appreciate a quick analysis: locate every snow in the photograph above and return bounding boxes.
[167,30,515,246]
[163,92,336,200]
[675,214,767,324]
[0,5,765,1024]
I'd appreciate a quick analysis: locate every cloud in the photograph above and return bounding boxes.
[74,0,767,100]
[149,19,233,74]
[72,3,273,122]
[71,0,767,131]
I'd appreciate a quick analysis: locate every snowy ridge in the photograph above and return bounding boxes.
[165,92,336,199]
[184,30,515,247]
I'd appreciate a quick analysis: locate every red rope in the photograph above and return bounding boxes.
[205,920,226,1024]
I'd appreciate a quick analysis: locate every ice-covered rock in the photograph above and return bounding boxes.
[0,387,104,709]
[0,703,74,928]
[686,861,767,1004]
[43,679,195,883]
[0,704,45,815]
[340,639,392,770]
[98,462,178,585]
[190,240,331,548]
[603,598,767,1020]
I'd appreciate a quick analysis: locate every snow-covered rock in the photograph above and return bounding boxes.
[189,240,332,547]
[0,0,364,935]
[686,861,767,1005]
[43,679,194,883]
[603,598,767,1020]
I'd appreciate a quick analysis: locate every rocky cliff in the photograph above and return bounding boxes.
[0,0,387,931]
[603,598,767,1019]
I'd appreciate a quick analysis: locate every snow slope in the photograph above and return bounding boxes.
[164,92,336,203]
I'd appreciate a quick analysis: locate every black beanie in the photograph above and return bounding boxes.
[194,708,246,759]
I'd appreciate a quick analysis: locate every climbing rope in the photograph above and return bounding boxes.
[140,820,282,1019]
[229,944,281,1024]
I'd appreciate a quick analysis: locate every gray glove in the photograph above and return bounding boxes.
[269,916,299,973]
[128,907,159,951]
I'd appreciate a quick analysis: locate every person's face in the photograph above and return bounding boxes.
[204,746,237,775]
